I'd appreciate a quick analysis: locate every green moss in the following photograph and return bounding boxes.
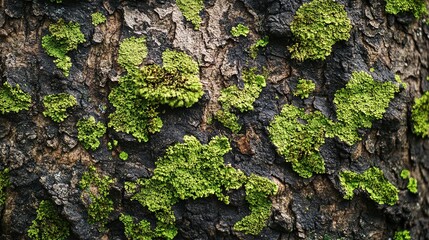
[119,214,154,240]
[27,200,70,240]
[385,0,427,18]
[289,0,352,61]
[394,230,411,240]
[43,93,76,123]
[400,169,410,179]
[407,177,418,193]
[233,174,278,235]
[119,151,129,161]
[0,168,10,207]
[79,166,114,228]
[294,79,316,99]
[411,91,429,137]
[339,167,399,205]
[215,68,266,133]
[127,135,276,238]
[91,12,106,26]
[0,82,31,114]
[77,116,106,151]
[268,104,333,178]
[249,36,269,59]
[231,24,250,37]
[332,71,399,145]
[176,0,204,30]
[42,19,85,77]
[117,37,148,70]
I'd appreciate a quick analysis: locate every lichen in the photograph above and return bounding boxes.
[0,168,10,207]
[42,93,76,123]
[294,79,316,99]
[0,82,32,114]
[394,230,411,240]
[79,166,114,229]
[411,91,429,137]
[27,200,70,240]
[233,174,278,235]
[331,71,400,145]
[215,68,266,133]
[268,104,333,178]
[249,36,269,59]
[91,12,106,26]
[339,167,399,205]
[176,0,204,30]
[42,19,85,77]
[76,116,106,151]
[231,23,250,37]
[289,0,352,61]
[126,135,277,238]
[385,0,428,18]
[117,37,148,70]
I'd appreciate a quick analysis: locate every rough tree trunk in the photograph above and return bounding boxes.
[0,0,428,239]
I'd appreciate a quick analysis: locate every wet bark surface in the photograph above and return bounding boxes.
[0,0,428,239]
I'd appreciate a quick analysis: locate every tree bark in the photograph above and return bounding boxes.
[0,0,428,239]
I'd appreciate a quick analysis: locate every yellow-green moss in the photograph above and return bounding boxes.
[400,169,418,193]
[42,19,85,77]
[119,151,129,161]
[77,116,106,151]
[394,230,411,240]
[289,0,352,61]
[91,12,106,26]
[176,0,204,30]
[294,79,316,99]
[117,37,148,70]
[249,36,269,59]
[339,167,399,205]
[43,93,76,123]
[411,91,429,137]
[231,24,250,37]
[0,82,31,114]
[27,200,70,240]
[385,0,428,18]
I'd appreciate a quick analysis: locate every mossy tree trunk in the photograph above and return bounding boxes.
[0,0,428,239]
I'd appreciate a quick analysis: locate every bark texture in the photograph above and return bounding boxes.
[0,0,428,239]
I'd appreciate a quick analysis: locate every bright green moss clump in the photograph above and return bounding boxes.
[76,116,106,151]
[126,135,277,238]
[400,169,418,194]
[394,230,411,240]
[385,0,428,18]
[268,104,333,178]
[249,36,269,59]
[289,0,352,61]
[231,23,250,37]
[91,12,106,26]
[43,93,76,123]
[339,167,399,205]
[233,174,278,235]
[42,19,85,77]
[294,79,316,99]
[109,46,203,142]
[117,37,148,70]
[27,200,70,240]
[80,166,114,228]
[215,68,266,133]
[332,71,400,145]
[0,168,10,207]
[119,151,129,161]
[176,0,204,30]
[411,91,429,137]
[119,214,154,240]
[0,82,31,114]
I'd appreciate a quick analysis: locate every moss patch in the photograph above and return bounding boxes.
[126,135,277,238]
[43,93,76,123]
[268,104,333,178]
[0,82,31,114]
[119,151,129,161]
[117,37,148,71]
[42,19,85,77]
[231,23,250,37]
[411,91,429,137]
[176,0,204,30]
[400,169,418,194]
[215,68,266,133]
[385,0,428,18]
[80,166,114,228]
[0,168,10,207]
[91,12,106,26]
[294,79,316,99]
[394,230,411,240]
[27,200,70,240]
[289,0,352,61]
[339,167,399,205]
[119,214,154,239]
[77,116,106,151]
[249,36,269,59]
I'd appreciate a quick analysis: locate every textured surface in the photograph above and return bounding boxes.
[0,0,428,239]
